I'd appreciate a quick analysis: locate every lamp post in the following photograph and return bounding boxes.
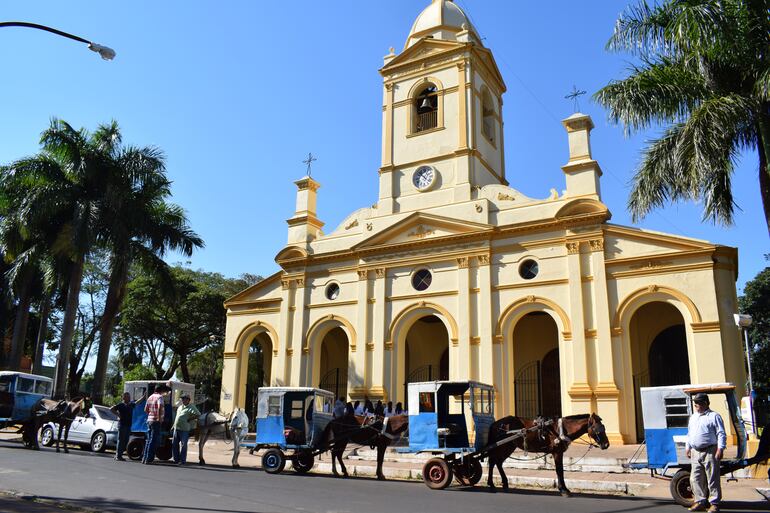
[734,313,756,435]
[0,21,115,60]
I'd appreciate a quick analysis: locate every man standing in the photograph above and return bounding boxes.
[111,392,136,461]
[686,393,727,512]
[172,394,200,465]
[142,383,170,465]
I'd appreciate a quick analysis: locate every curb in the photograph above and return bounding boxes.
[1,490,95,513]
[309,461,650,496]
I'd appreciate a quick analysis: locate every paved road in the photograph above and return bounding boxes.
[0,441,761,513]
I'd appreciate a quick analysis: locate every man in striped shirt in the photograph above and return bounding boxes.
[142,383,171,464]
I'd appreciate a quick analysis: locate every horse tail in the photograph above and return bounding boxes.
[321,419,335,445]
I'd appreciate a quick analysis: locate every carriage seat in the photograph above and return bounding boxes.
[284,426,305,445]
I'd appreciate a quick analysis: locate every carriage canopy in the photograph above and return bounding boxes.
[0,371,53,422]
[407,380,494,453]
[255,387,334,449]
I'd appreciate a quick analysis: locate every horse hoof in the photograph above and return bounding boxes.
[377,475,386,481]
[487,486,496,493]
[232,464,239,469]
[560,490,572,498]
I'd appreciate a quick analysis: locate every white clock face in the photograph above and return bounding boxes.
[413,166,435,191]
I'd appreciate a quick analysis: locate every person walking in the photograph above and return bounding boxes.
[111,392,136,461]
[142,383,170,465]
[333,397,346,418]
[172,394,200,465]
[685,393,726,512]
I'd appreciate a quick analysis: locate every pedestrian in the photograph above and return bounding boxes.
[395,402,404,415]
[345,401,355,416]
[686,393,726,512]
[384,401,394,417]
[172,394,200,465]
[364,398,375,415]
[353,400,363,415]
[142,383,170,465]
[374,400,384,417]
[110,392,136,461]
[333,397,346,418]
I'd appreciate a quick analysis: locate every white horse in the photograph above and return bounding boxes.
[197,409,250,468]
[229,408,249,468]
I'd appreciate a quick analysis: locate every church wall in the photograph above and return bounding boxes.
[471,70,503,178]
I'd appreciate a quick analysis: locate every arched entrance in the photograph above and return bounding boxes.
[512,312,561,418]
[630,302,690,441]
[318,327,349,400]
[243,332,272,423]
[404,315,449,408]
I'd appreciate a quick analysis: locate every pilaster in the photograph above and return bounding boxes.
[456,257,471,380]
[476,254,495,390]
[289,276,307,387]
[354,269,369,396]
[565,241,591,414]
[277,277,293,386]
[372,268,387,397]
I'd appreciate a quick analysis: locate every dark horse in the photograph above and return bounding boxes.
[24,396,89,452]
[321,414,409,480]
[486,413,610,496]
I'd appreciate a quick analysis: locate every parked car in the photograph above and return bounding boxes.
[40,405,119,452]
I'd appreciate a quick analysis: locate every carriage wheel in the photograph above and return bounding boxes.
[126,438,144,461]
[293,451,315,474]
[423,458,454,490]
[453,459,483,486]
[262,448,286,474]
[156,442,172,461]
[670,469,694,506]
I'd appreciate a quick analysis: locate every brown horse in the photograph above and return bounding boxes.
[26,396,89,453]
[486,413,610,496]
[321,414,408,480]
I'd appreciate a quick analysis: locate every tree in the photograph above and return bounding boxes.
[118,266,231,383]
[3,119,122,397]
[595,0,770,233]
[739,266,770,391]
[89,125,203,403]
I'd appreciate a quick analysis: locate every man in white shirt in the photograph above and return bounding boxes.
[685,393,726,512]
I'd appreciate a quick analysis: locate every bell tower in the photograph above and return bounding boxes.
[377,0,507,215]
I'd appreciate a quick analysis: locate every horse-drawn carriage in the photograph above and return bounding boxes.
[0,371,53,447]
[629,383,770,505]
[248,387,334,474]
[123,380,196,461]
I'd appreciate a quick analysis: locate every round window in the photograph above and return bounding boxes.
[519,259,539,280]
[412,269,432,291]
[325,283,340,300]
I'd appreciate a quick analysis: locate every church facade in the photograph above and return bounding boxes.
[220,0,745,444]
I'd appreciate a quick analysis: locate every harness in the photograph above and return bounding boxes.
[557,418,572,448]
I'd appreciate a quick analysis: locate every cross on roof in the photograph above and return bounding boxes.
[302,152,317,177]
[565,85,587,113]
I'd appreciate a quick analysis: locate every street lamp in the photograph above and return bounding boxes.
[0,21,115,60]
[733,313,756,435]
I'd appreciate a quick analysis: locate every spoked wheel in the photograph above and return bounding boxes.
[670,469,694,507]
[126,438,144,461]
[423,457,454,490]
[453,459,483,486]
[293,450,315,474]
[262,448,286,474]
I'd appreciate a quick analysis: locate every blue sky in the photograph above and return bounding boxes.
[1,1,767,293]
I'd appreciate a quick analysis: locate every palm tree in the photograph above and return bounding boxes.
[90,135,203,403]
[594,0,770,233]
[5,119,120,397]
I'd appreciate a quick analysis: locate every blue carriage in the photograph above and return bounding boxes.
[402,381,495,488]
[0,371,54,448]
[629,383,770,506]
[250,387,334,474]
[122,380,196,461]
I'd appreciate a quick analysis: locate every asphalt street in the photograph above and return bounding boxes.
[0,441,762,513]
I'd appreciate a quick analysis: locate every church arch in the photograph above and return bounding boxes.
[305,314,356,397]
[233,321,278,411]
[480,86,496,144]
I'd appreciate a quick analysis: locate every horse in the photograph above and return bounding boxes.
[26,396,89,453]
[196,409,249,467]
[320,414,409,480]
[485,413,610,496]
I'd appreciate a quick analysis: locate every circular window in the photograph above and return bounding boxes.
[519,259,539,280]
[325,283,340,300]
[412,269,432,291]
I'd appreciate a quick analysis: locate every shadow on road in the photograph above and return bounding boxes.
[33,495,270,513]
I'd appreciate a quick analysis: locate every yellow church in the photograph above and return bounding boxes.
[219,0,745,444]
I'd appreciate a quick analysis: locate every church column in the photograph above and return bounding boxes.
[379,82,395,214]
[565,241,592,414]
[352,269,369,399]
[290,276,307,387]
[372,268,387,399]
[277,277,292,386]
[457,62,468,151]
[454,61,471,203]
[476,254,495,399]
[456,257,471,380]
[589,237,622,444]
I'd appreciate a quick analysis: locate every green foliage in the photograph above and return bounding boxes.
[595,0,770,231]
[739,266,770,391]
